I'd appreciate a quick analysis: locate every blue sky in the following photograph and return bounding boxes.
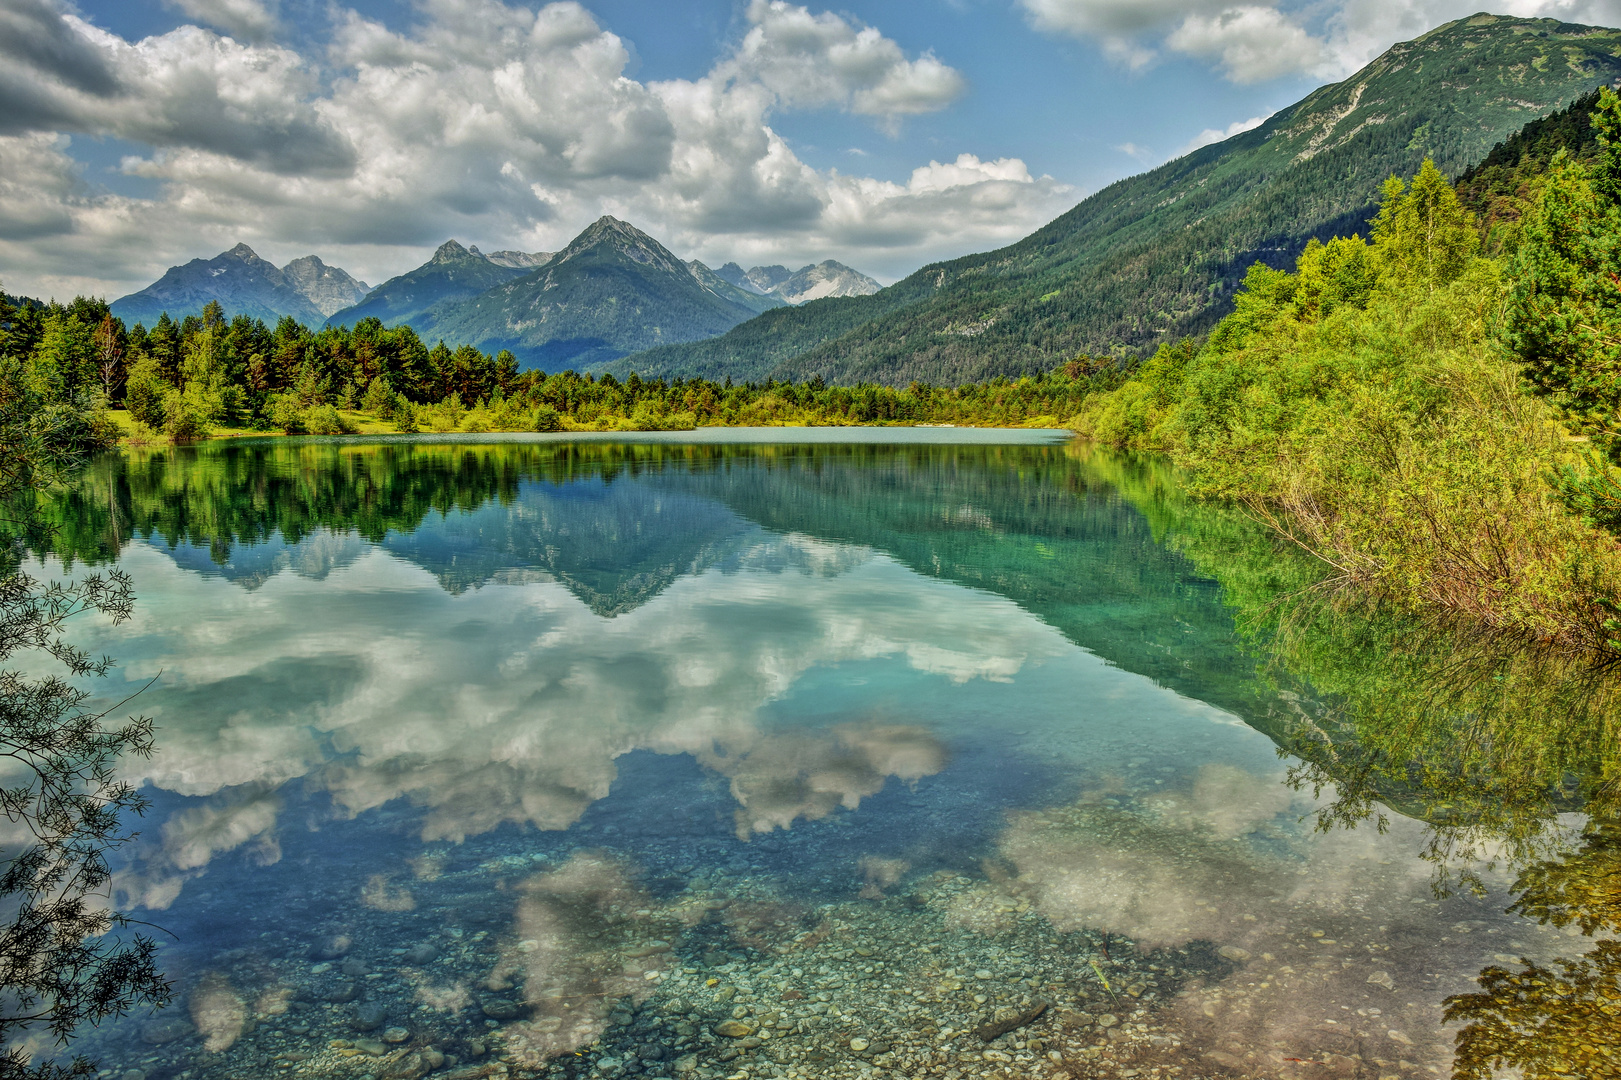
[5,0,1619,299]
[68,0,1322,199]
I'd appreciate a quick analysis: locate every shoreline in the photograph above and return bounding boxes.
[106,409,1077,448]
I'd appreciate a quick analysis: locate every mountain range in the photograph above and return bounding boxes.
[110,245,370,326]
[715,261,881,305]
[604,13,1621,386]
[380,217,792,368]
[110,223,879,370]
[104,15,1621,385]
[322,240,549,331]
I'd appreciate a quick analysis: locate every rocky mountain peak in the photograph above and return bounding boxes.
[712,259,880,305]
[430,240,473,264]
[554,216,686,275]
[483,249,553,269]
[282,255,371,317]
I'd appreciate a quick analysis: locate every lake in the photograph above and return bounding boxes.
[24,431,1616,1080]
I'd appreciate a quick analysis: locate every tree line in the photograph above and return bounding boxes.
[0,293,1130,442]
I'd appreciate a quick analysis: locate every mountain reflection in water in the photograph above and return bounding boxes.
[20,435,1619,1080]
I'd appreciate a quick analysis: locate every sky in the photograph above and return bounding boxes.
[4,0,1621,301]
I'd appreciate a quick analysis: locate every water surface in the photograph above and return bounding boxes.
[26,433,1617,1080]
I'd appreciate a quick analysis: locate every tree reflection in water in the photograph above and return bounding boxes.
[1444,817,1620,1080]
[1217,596,1621,1078]
[1093,443,1621,1077]
[23,437,1621,1077]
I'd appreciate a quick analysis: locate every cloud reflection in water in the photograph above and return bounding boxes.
[103,532,1056,909]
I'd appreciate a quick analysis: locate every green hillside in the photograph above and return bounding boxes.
[1455,84,1605,242]
[609,14,1621,386]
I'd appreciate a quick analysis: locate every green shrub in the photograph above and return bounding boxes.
[161,387,212,443]
[124,355,168,429]
[1077,159,1621,653]
[266,393,307,434]
[304,404,355,435]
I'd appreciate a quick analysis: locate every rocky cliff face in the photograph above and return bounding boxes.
[281,256,370,317]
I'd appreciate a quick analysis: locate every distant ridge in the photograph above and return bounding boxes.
[326,240,549,330]
[111,245,370,326]
[610,14,1621,386]
[475,247,553,270]
[715,261,880,305]
[418,217,783,369]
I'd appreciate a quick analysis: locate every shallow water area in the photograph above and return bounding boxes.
[24,432,1614,1080]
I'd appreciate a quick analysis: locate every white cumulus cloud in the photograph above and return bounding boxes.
[1167,6,1325,83]
[728,0,967,121]
[1176,113,1271,157]
[163,0,279,42]
[0,0,1073,302]
[1019,0,1621,83]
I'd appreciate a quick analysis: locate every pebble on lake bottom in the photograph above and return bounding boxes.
[63,771,1548,1080]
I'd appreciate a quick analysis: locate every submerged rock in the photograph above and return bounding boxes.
[309,934,352,960]
[975,1000,1048,1042]
[353,1001,388,1030]
[480,998,523,1020]
[139,1017,193,1045]
[381,1052,431,1079]
[324,981,359,1003]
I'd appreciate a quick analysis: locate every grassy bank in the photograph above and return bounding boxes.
[101,376,1097,445]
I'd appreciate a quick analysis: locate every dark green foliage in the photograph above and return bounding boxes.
[0,570,168,1080]
[102,295,1122,435]
[0,289,168,1080]
[116,311,463,427]
[619,15,1621,387]
[1501,88,1621,464]
[1550,455,1621,533]
[1455,86,1605,246]
[0,294,117,496]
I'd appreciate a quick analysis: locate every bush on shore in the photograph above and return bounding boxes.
[1077,158,1621,653]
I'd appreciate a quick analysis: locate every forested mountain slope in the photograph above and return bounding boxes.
[424,217,774,369]
[326,240,542,331]
[611,14,1621,386]
[1455,84,1605,239]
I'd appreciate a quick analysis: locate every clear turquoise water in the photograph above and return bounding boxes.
[27,433,1607,1080]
